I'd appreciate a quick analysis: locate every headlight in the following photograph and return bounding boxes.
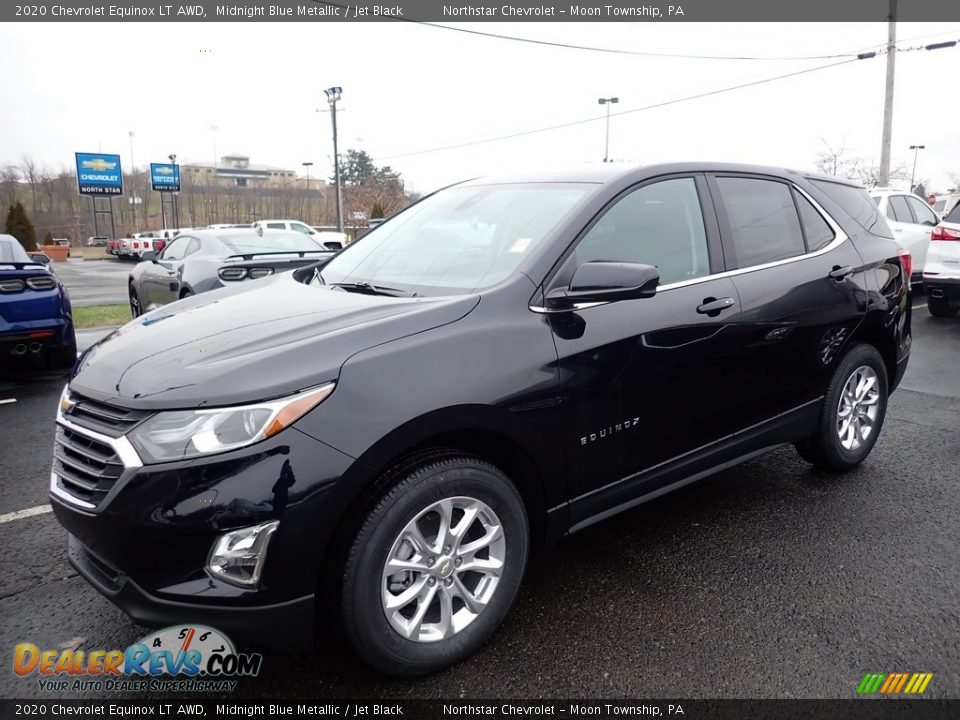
[127,382,335,464]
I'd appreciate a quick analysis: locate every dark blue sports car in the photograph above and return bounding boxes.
[0,234,76,370]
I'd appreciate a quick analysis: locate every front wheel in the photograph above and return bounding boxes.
[795,344,888,472]
[129,286,142,318]
[339,456,529,676]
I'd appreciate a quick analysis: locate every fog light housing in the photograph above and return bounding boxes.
[207,520,279,587]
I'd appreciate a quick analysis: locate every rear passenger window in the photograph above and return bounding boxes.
[906,196,939,226]
[795,194,835,252]
[267,222,286,230]
[716,177,805,268]
[574,177,710,285]
[888,195,912,223]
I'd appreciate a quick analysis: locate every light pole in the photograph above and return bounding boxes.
[909,144,925,191]
[128,131,139,231]
[324,86,344,233]
[302,161,313,191]
[168,153,179,229]
[598,97,619,163]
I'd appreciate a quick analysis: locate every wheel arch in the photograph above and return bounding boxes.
[849,319,898,390]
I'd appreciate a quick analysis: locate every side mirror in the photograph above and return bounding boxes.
[545,261,660,309]
[141,251,158,263]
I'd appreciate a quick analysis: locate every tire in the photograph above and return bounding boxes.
[795,344,888,472]
[129,286,142,318]
[339,456,529,676]
[928,294,959,318]
[179,289,193,299]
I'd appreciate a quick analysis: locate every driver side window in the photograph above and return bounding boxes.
[574,178,710,286]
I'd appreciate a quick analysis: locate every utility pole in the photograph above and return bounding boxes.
[324,86,344,233]
[878,0,897,187]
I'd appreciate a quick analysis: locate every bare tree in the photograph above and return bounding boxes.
[815,137,857,178]
[19,155,41,214]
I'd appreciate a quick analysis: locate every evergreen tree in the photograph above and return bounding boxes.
[4,201,38,251]
[371,202,384,219]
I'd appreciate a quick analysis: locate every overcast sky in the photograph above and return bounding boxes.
[1,21,958,194]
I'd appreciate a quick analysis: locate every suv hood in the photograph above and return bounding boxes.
[72,274,479,409]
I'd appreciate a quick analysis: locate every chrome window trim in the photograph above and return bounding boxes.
[530,181,848,314]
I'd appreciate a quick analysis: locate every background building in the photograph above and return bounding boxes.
[182,154,327,190]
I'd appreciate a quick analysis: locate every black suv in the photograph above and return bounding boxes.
[51,163,911,675]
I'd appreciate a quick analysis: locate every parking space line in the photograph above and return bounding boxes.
[0,504,52,524]
[0,398,16,405]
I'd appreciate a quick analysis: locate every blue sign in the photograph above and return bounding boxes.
[150,162,181,193]
[75,152,123,196]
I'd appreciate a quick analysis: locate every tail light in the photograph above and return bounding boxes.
[931,225,960,241]
[897,247,913,281]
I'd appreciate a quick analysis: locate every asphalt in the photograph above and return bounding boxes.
[0,297,958,701]
[54,257,132,307]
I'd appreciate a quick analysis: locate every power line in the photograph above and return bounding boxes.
[406,22,858,61]
[373,58,859,161]
[372,38,958,162]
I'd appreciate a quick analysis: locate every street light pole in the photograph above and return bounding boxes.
[324,86,344,233]
[302,161,313,191]
[128,130,138,231]
[598,97,619,163]
[909,144,925,191]
[168,153,179,229]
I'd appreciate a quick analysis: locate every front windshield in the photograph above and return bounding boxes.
[319,183,590,296]
[220,231,324,255]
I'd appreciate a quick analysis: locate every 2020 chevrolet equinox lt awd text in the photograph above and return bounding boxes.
[51,164,911,675]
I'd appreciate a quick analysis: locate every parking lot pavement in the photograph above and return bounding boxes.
[55,258,131,307]
[1,299,958,700]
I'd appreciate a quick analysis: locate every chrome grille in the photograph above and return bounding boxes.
[52,426,125,506]
[64,394,150,438]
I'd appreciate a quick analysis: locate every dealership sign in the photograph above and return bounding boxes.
[75,152,123,196]
[150,162,181,192]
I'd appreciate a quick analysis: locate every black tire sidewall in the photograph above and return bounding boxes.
[928,295,958,318]
[819,345,889,469]
[342,459,529,676]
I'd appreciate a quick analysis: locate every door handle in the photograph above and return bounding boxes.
[829,265,853,281]
[894,227,903,232]
[696,297,735,315]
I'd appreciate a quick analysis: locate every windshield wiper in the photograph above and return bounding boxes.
[329,281,418,298]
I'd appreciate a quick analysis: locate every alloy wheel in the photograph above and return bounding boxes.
[836,365,880,451]
[381,496,505,643]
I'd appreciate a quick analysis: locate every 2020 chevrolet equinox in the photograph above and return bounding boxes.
[51,164,911,675]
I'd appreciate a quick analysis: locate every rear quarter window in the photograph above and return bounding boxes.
[946,203,960,224]
[808,180,894,239]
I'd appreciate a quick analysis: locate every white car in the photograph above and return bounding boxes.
[252,219,346,249]
[923,202,960,318]
[869,189,941,282]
